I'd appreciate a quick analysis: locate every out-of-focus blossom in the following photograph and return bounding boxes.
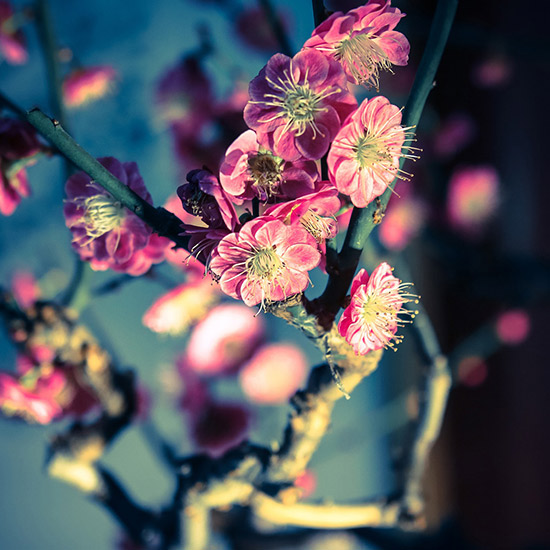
[219,129,320,203]
[235,6,292,53]
[328,96,409,208]
[378,186,426,251]
[182,303,264,376]
[62,66,117,108]
[303,0,409,88]
[244,50,357,161]
[142,277,219,336]
[0,117,43,215]
[64,157,166,275]
[446,165,499,236]
[338,263,417,354]
[457,356,488,387]
[294,469,317,499]
[472,54,513,89]
[11,270,40,308]
[0,1,27,64]
[239,343,308,404]
[495,309,531,345]
[433,113,477,158]
[210,216,321,307]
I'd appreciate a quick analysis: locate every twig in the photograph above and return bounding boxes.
[257,0,293,56]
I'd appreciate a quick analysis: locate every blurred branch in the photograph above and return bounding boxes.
[319,0,459,317]
[257,0,293,56]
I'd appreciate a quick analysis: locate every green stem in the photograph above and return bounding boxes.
[25,108,190,251]
[320,0,459,315]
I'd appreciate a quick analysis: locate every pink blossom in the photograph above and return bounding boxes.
[303,0,409,88]
[433,113,476,158]
[219,130,320,202]
[446,165,499,236]
[183,303,265,376]
[328,95,409,208]
[11,270,40,308]
[142,277,219,336]
[294,470,317,499]
[239,343,308,404]
[0,1,27,64]
[495,309,531,345]
[62,66,117,108]
[338,263,417,354]
[209,216,321,307]
[64,157,166,275]
[472,54,513,89]
[0,117,43,215]
[244,49,357,161]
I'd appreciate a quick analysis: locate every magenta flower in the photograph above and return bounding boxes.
[183,303,264,376]
[142,278,219,336]
[62,66,117,108]
[328,95,409,208]
[338,263,417,354]
[10,270,40,309]
[239,343,308,404]
[495,309,531,346]
[446,165,499,236]
[244,50,357,162]
[0,1,27,64]
[0,117,43,216]
[219,130,320,203]
[209,216,321,307]
[64,157,166,275]
[303,0,409,88]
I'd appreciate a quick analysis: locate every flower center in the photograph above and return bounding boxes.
[334,32,392,89]
[300,209,336,242]
[82,194,125,238]
[246,247,282,281]
[247,152,284,199]
[353,132,393,170]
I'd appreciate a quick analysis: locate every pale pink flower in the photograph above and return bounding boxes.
[64,157,165,275]
[219,129,320,202]
[209,216,321,307]
[303,0,409,88]
[446,165,499,236]
[328,95,410,208]
[239,343,308,404]
[338,263,417,354]
[62,66,117,108]
[0,1,27,64]
[183,303,264,376]
[11,270,40,308]
[294,470,317,499]
[495,309,531,345]
[142,277,219,336]
[244,49,357,161]
[0,117,43,215]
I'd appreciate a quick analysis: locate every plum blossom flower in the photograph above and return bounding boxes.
[433,113,476,158]
[219,129,320,202]
[239,343,308,404]
[142,277,219,336]
[0,117,43,215]
[182,303,264,376]
[338,263,417,354]
[209,216,321,307]
[495,309,531,345]
[11,270,40,309]
[64,157,165,275]
[62,66,117,108]
[328,95,411,208]
[0,1,27,64]
[446,165,499,236]
[244,49,357,162]
[303,0,409,88]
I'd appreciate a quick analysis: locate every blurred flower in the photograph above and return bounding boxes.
[303,0,409,88]
[294,469,317,499]
[239,343,308,404]
[0,1,27,64]
[62,66,117,108]
[244,50,357,161]
[328,96,409,208]
[495,309,531,345]
[64,157,166,275]
[235,6,292,53]
[446,165,499,236]
[0,117,43,215]
[142,277,219,336]
[183,303,264,376]
[338,263,417,354]
[11,270,40,308]
[209,216,321,307]
[472,53,513,88]
[433,112,477,158]
[457,356,488,387]
[219,129,320,203]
